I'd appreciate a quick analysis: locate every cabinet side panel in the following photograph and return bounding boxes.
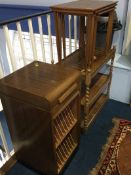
[1,95,57,175]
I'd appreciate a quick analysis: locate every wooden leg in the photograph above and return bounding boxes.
[105,10,114,53]
[92,16,98,61]
[83,14,97,131]
[79,16,85,59]
[54,12,62,63]
[85,14,97,67]
[83,69,91,130]
[84,86,90,129]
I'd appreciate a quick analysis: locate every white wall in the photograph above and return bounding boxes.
[122,0,131,56]
[112,0,129,54]
[0,0,77,6]
[110,67,131,104]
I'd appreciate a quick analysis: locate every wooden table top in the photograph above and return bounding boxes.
[117,131,131,175]
[51,0,117,15]
[0,61,80,109]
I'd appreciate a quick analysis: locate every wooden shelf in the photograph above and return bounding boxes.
[86,94,108,128]
[91,49,114,78]
[81,74,110,106]
[54,105,77,149]
[61,48,115,78]
[56,134,77,173]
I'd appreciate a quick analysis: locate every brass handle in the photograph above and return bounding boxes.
[58,83,77,104]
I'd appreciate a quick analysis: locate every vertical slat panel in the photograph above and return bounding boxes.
[68,15,72,54]
[47,14,54,64]
[3,25,17,71]
[16,22,27,65]
[0,122,11,159]
[38,16,46,62]
[74,16,77,50]
[28,18,38,61]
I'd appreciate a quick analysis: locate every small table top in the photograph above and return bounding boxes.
[51,0,117,15]
[117,131,131,175]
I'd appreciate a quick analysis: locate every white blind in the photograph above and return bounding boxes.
[122,0,131,56]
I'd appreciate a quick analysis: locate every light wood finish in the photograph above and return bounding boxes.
[51,0,117,130]
[0,61,81,175]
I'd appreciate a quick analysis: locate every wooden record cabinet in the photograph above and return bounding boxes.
[0,61,81,175]
[51,0,117,130]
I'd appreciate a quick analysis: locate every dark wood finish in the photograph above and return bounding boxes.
[85,94,108,128]
[61,48,115,78]
[51,1,117,15]
[85,14,97,67]
[51,0,116,129]
[81,74,110,106]
[79,16,85,59]
[1,95,57,175]
[105,11,115,53]
[51,0,116,65]
[0,61,81,175]
[54,12,62,62]
[117,131,131,175]
[0,62,80,109]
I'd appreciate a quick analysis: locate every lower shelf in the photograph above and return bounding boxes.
[54,104,77,148]
[81,94,108,129]
[56,134,77,173]
[81,74,110,107]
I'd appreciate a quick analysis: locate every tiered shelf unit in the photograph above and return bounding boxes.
[0,62,81,175]
[51,0,117,130]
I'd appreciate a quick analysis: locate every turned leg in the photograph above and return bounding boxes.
[84,69,91,130]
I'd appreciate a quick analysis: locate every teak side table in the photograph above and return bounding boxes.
[0,61,81,175]
[51,0,117,130]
